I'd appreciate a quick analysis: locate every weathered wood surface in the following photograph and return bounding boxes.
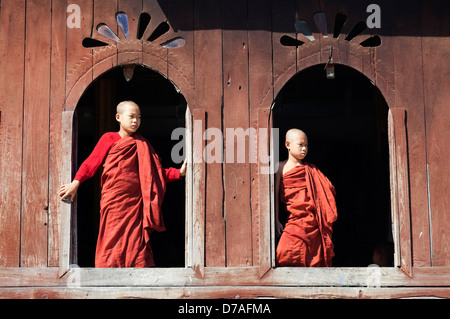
[248,0,273,275]
[48,0,68,268]
[0,0,449,297]
[193,0,225,267]
[421,0,450,267]
[222,0,252,267]
[1,286,450,299]
[20,0,52,267]
[388,109,412,276]
[1,266,450,287]
[0,0,26,267]
[392,1,431,268]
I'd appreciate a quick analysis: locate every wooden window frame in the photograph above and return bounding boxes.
[255,107,413,285]
[59,107,207,283]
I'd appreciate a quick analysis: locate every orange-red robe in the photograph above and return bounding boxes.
[95,133,167,267]
[276,163,337,267]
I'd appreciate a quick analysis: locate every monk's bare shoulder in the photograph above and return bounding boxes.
[277,160,288,177]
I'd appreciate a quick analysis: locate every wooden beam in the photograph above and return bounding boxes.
[193,0,225,267]
[1,266,450,288]
[1,285,450,299]
[191,109,206,276]
[222,0,252,267]
[388,108,412,277]
[59,111,76,277]
[0,0,26,267]
[21,0,52,267]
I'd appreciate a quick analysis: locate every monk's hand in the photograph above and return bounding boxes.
[275,220,284,237]
[59,180,80,202]
[180,159,187,177]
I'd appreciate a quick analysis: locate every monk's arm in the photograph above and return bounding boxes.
[274,167,284,237]
[163,159,187,183]
[59,133,116,201]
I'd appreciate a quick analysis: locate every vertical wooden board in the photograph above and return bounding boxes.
[21,0,52,267]
[166,0,195,105]
[335,0,369,40]
[94,0,118,46]
[390,108,412,277]
[388,110,400,267]
[118,0,141,41]
[142,0,168,76]
[248,0,273,269]
[0,0,26,267]
[192,109,206,272]
[222,0,252,267]
[59,111,76,275]
[421,0,450,266]
[193,0,225,267]
[295,0,321,67]
[117,0,142,65]
[65,0,93,105]
[392,1,431,267]
[48,0,69,267]
[93,0,120,72]
[372,1,395,107]
[272,0,297,98]
[142,0,169,42]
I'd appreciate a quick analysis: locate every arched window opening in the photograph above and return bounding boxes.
[74,65,187,267]
[272,64,393,267]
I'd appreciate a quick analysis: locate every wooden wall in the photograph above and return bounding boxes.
[0,0,449,298]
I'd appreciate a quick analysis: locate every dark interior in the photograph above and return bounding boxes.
[273,64,393,267]
[74,65,187,267]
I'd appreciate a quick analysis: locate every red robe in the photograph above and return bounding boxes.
[276,163,337,267]
[74,132,180,267]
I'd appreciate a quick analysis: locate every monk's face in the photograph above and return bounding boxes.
[116,103,141,135]
[286,133,308,161]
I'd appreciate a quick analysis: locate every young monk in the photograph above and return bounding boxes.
[275,129,337,267]
[59,100,186,268]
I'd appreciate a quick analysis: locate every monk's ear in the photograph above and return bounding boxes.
[285,140,290,150]
[115,113,121,122]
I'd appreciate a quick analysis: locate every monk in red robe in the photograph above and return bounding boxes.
[275,129,337,267]
[59,101,186,267]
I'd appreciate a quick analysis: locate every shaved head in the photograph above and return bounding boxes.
[285,129,307,143]
[116,100,140,114]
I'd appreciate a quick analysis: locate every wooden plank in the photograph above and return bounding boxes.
[388,109,400,268]
[20,0,52,267]
[421,0,450,266]
[389,108,412,277]
[392,1,431,267]
[192,109,206,274]
[91,0,119,81]
[118,0,141,41]
[257,109,272,276]
[185,108,194,267]
[2,266,450,288]
[65,0,93,106]
[142,0,168,43]
[117,0,142,65]
[193,0,225,267]
[93,0,118,48]
[59,112,76,276]
[222,0,252,267]
[61,0,94,267]
[0,0,26,267]
[248,0,273,273]
[295,0,321,69]
[48,0,69,267]
[2,285,450,299]
[272,0,297,98]
[166,0,195,106]
[142,0,168,77]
